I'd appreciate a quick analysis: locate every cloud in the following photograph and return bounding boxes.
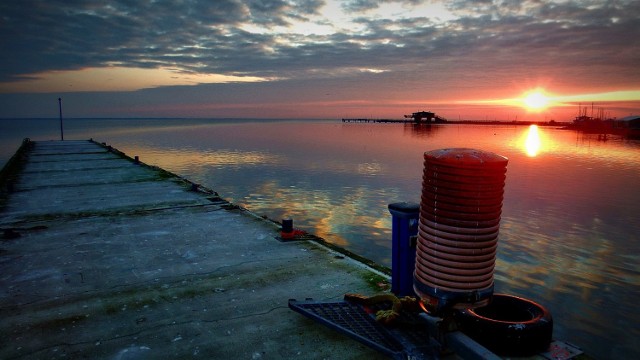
[0,66,273,93]
[0,0,639,118]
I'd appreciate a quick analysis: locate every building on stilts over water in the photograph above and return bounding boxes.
[342,110,448,124]
[404,111,448,124]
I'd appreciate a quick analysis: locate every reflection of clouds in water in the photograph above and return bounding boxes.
[300,160,386,178]
[498,213,637,343]
[238,178,396,262]
[122,146,283,171]
[201,150,282,167]
[357,162,383,176]
[500,211,638,292]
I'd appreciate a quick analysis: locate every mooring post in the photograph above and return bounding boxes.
[58,97,64,141]
[388,201,420,297]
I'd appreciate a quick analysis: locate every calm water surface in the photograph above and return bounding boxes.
[1,118,639,359]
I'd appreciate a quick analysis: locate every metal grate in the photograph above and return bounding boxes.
[288,298,440,360]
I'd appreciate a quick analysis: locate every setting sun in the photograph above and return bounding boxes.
[523,90,550,111]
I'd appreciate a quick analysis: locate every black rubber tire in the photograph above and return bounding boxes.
[455,293,553,356]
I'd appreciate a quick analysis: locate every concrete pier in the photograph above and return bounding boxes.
[0,140,390,359]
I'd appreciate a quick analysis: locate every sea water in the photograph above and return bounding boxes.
[1,118,639,359]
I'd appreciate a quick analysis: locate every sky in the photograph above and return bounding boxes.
[0,0,639,120]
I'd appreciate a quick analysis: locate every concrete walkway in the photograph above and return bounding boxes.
[0,140,391,359]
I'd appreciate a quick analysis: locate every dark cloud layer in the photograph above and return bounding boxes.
[0,0,639,118]
[2,0,638,79]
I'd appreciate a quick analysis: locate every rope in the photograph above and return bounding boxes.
[344,293,420,325]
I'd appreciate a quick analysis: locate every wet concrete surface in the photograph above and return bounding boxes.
[0,140,391,359]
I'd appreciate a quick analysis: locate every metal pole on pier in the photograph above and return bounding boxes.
[58,97,64,141]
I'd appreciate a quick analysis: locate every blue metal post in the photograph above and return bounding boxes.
[388,202,420,297]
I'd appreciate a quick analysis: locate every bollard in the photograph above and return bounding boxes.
[282,218,294,233]
[388,202,420,297]
[280,218,295,240]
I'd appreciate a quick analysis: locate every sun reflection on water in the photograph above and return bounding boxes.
[524,124,541,156]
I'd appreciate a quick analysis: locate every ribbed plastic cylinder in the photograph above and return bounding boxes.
[414,148,508,313]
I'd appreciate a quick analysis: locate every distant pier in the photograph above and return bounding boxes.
[343,111,447,124]
[342,118,416,123]
[342,118,569,126]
